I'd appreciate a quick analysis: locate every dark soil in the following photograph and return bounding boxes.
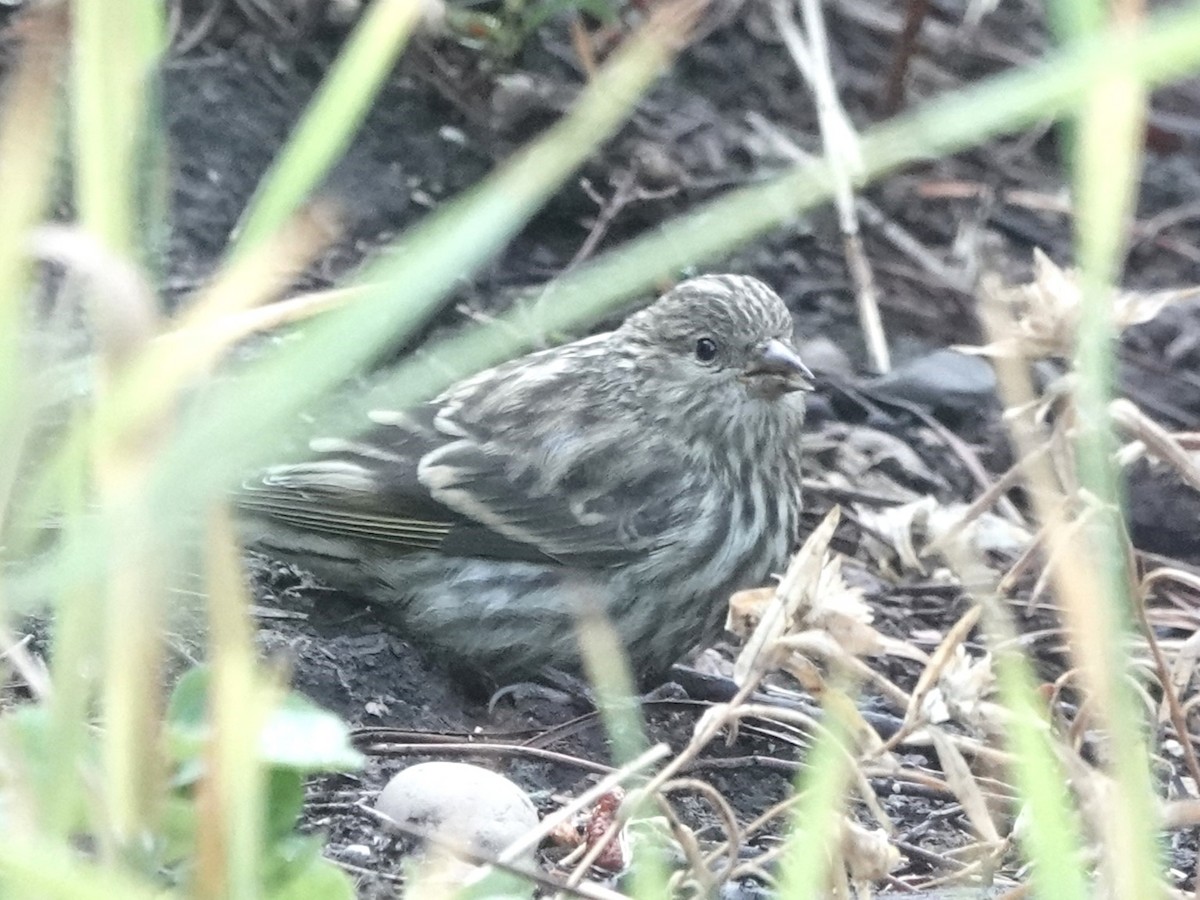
[14,0,1200,894]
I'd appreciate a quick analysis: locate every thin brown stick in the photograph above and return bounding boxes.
[769,0,889,373]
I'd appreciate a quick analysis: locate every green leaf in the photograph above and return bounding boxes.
[1,706,93,832]
[523,0,617,32]
[458,868,537,899]
[165,667,362,772]
[164,667,210,762]
[267,836,356,900]
[261,693,364,772]
[159,792,200,867]
[264,768,307,840]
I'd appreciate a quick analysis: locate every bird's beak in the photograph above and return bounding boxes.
[742,338,815,394]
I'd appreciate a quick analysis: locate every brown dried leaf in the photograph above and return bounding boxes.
[921,645,1003,733]
[734,548,925,683]
[859,497,1032,590]
[968,248,1199,360]
[891,605,982,746]
[841,818,901,883]
[780,652,826,693]
[732,507,841,687]
[583,789,628,873]
[726,587,776,638]
[929,726,1004,844]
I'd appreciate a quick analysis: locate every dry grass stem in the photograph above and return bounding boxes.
[768,0,888,372]
[496,743,671,866]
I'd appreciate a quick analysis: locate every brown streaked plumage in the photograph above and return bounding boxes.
[237,274,813,682]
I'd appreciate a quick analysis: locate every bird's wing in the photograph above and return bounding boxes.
[235,403,477,550]
[414,425,692,570]
[237,343,694,569]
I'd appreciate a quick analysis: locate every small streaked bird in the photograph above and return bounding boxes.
[237,274,813,683]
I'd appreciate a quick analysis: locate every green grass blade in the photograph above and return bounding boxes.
[70,0,170,851]
[776,696,854,895]
[70,0,164,258]
[989,607,1090,900]
[1068,19,1162,900]
[0,8,69,523]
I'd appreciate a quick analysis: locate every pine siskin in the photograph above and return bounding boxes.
[238,274,813,682]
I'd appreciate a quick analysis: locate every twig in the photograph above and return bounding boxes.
[563,169,674,275]
[496,743,671,866]
[0,631,51,701]
[559,816,624,892]
[168,0,228,54]
[853,195,973,293]
[1128,550,1200,791]
[569,15,599,79]
[357,739,618,775]
[880,0,931,114]
[1111,398,1200,492]
[660,778,742,887]
[769,0,890,373]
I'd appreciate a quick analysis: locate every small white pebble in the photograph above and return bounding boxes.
[364,700,389,717]
[439,125,467,146]
[325,0,362,24]
[375,761,539,865]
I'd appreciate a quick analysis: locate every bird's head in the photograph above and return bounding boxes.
[620,274,814,404]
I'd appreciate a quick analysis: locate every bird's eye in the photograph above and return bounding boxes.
[694,337,719,362]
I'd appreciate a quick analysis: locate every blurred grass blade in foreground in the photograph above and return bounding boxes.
[230,0,424,257]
